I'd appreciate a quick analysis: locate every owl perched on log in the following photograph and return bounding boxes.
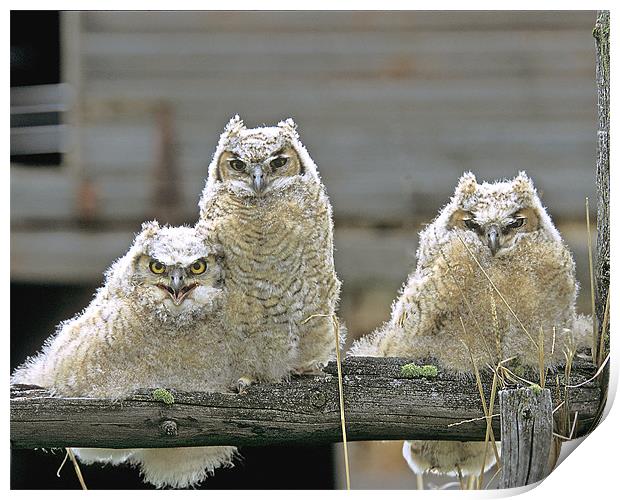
[196,115,343,388]
[11,222,238,489]
[350,172,590,481]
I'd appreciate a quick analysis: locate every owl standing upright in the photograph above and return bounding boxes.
[196,116,343,388]
[12,222,239,488]
[350,172,590,483]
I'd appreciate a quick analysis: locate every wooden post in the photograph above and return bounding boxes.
[499,388,553,488]
[593,11,610,360]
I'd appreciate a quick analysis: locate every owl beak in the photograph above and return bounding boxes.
[165,268,196,305]
[252,166,265,194]
[486,225,501,256]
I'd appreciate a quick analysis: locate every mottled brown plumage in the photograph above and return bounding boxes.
[11,223,237,488]
[197,116,343,387]
[350,172,591,483]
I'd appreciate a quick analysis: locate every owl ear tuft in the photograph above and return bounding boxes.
[222,114,245,140]
[137,220,160,245]
[278,117,300,141]
[140,220,160,238]
[133,220,160,254]
[513,171,536,195]
[455,171,478,198]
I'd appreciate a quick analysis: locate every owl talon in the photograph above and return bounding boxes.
[234,377,255,394]
[292,365,325,377]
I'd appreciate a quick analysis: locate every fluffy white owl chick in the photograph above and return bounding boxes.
[11,221,237,489]
[350,172,591,482]
[197,115,343,390]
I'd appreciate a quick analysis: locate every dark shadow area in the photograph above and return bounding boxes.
[11,445,335,490]
[11,10,62,166]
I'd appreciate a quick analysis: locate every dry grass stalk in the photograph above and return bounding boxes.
[416,473,424,490]
[538,326,546,389]
[56,449,69,478]
[484,464,502,489]
[477,367,500,489]
[597,290,610,368]
[437,240,496,362]
[66,448,88,490]
[585,197,598,361]
[566,353,609,389]
[302,313,350,490]
[490,291,502,363]
[459,318,501,486]
[455,233,538,350]
[497,364,537,387]
[447,413,501,428]
[552,401,565,414]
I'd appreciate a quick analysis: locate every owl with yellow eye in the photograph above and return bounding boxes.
[11,221,241,488]
[196,115,343,389]
[350,172,591,485]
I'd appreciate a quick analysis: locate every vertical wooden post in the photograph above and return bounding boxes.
[499,388,553,488]
[593,11,610,360]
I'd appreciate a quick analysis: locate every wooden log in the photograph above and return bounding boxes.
[10,357,599,450]
[499,387,553,488]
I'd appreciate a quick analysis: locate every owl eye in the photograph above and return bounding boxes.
[190,259,207,275]
[463,218,480,231]
[270,156,288,169]
[507,217,525,229]
[149,260,166,274]
[229,159,246,172]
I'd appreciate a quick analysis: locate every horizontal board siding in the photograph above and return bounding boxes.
[85,52,595,80]
[83,77,595,105]
[12,11,598,293]
[83,11,596,34]
[83,31,594,57]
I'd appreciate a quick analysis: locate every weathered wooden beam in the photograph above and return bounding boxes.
[499,388,553,488]
[593,10,610,358]
[10,357,599,450]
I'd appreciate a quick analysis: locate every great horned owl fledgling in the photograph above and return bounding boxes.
[196,115,343,387]
[350,172,590,481]
[11,222,238,488]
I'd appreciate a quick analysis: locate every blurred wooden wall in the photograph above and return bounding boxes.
[11,11,598,343]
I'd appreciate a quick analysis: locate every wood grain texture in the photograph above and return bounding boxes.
[11,357,599,449]
[593,11,610,356]
[499,388,553,488]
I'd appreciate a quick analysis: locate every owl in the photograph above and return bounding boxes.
[349,172,590,483]
[11,221,239,489]
[196,115,343,389]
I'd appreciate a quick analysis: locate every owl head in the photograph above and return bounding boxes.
[203,115,321,199]
[443,171,561,257]
[109,221,224,324]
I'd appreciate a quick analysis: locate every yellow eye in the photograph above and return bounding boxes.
[190,259,207,275]
[149,260,166,274]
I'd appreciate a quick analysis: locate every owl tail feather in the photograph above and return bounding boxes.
[129,446,238,489]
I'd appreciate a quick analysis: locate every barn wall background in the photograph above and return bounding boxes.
[11,10,597,489]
